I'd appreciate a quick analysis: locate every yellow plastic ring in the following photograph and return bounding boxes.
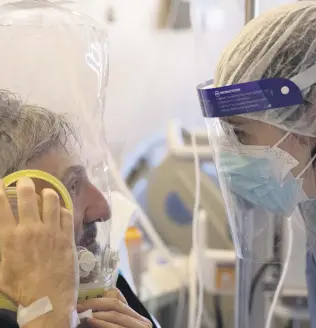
[3,170,73,214]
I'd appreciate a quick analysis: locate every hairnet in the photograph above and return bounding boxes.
[214,1,316,137]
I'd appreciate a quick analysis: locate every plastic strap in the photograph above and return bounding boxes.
[196,64,316,93]
[17,297,53,327]
[291,63,316,91]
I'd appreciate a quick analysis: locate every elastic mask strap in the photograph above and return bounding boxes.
[291,63,316,91]
[297,153,316,179]
[285,64,316,179]
[272,131,316,180]
[272,132,291,149]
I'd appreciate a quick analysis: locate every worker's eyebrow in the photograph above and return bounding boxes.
[221,117,248,126]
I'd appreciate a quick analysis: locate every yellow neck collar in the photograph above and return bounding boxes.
[0,294,17,312]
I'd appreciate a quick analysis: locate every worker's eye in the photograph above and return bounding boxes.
[234,128,248,144]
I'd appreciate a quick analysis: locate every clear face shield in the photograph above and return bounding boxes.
[197,70,316,262]
[197,67,316,327]
[0,0,116,303]
[205,117,313,261]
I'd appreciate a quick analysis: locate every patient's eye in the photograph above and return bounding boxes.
[69,179,80,196]
[62,166,86,200]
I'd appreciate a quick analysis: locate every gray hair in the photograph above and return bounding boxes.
[0,90,77,177]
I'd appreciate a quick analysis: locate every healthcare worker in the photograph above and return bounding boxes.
[0,1,156,327]
[196,1,316,328]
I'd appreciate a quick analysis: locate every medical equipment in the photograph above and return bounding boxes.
[135,122,307,327]
[123,118,309,328]
[125,226,145,294]
[123,121,236,327]
[144,122,232,254]
[0,0,116,305]
[107,150,180,328]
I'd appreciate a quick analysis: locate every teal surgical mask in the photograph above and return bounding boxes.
[218,133,312,216]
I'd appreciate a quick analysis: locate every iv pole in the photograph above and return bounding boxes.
[245,0,256,23]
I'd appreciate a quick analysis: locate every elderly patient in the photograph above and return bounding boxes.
[0,90,155,328]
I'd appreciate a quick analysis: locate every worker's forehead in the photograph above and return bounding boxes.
[221,116,251,126]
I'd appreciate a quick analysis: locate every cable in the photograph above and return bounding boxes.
[202,308,216,328]
[190,132,203,328]
[248,258,278,313]
[264,217,293,328]
[214,295,223,328]
[174,283,186,328]
[188,254,197,328]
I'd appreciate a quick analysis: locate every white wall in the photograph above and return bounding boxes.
[256,0,297,14]
[69,0,297,165]
[0,0,297,166]
[105,0,203,165]
[104,0,248,164]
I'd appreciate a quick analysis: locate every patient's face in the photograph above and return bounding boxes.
[26,146,111,259]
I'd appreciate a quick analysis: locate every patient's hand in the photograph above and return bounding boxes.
[77,288,152,328]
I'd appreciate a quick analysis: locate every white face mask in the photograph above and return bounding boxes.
[220,132,301,177]
[218,132,315,216]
